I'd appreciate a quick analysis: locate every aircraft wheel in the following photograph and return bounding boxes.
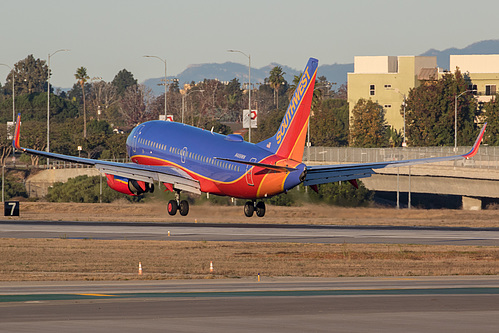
[167,200,178,216]
[244,201,254,217]
[179,200,189,216]
[256,201,266,217]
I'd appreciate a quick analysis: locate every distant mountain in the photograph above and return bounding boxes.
[143,61,352,95]
[420,39,499,70]
[317,63,354,87]
[143,40,499,95]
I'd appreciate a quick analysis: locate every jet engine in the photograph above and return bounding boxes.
[105,174,154,196]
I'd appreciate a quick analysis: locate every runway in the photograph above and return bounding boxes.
[1,277,499,332]
[1,220,499,245]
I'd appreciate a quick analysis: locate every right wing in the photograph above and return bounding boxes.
[304,124,487,186]
[13,114,200,195]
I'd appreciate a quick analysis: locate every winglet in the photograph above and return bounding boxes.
[463,123,487,159]
[13,113,22,150]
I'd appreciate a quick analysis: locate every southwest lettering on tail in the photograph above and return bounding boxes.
[276,65,311,145]
[12,57,486,218]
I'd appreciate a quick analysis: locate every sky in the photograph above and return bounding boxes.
[2,0,498,89]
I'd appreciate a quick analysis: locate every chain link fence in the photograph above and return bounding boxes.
[303,146,499,169]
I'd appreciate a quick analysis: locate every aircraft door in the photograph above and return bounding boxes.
[181,147,188,163]
[132,125,145,154]
[245,158,257,186]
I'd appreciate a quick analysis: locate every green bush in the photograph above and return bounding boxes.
[0,177,28,200]
[46,175,129,203]
[306,181,373,207]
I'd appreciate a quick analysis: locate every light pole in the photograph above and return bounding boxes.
[47,49,69,166]
[182,89,204,124]
[143,55,167,117]
[386,87,407,146]
[228,50,251,142]
[0,63,15,125]
[454,90,473,152]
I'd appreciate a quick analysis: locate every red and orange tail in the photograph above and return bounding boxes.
[257,58,318,162]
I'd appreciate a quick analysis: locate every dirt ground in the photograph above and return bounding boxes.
[1,239,498,281]
[6,200,499,228]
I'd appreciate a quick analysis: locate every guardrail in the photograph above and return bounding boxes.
[303,146,499,169]
[2,158,129,170]
[5,147,499,170]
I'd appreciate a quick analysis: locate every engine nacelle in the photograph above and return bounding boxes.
[128,179,154,195]
[105,174,154,196]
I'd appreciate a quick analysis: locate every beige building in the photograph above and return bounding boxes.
[450,55,499,104]
[347,56,437,133]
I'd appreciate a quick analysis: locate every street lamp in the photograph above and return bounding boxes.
[47,49,69,166]
[454,90,473,151]
[182,89,204,124]
[143,55,167,117]
[0,63,15,125]
[386,87,407,146]
[228,50,252,143]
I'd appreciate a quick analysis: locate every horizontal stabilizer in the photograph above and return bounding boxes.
[215,157,297,172]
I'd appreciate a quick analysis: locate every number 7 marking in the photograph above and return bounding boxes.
[8,202,16,216]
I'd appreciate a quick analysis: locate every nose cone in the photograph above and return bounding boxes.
[283,163,307,191]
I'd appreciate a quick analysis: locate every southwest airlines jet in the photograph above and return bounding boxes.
[13,58,486,217]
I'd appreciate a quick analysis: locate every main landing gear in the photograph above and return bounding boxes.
[167,190,189,216]
[244,201,266,218]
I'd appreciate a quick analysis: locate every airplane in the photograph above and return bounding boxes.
[13,57,487,217]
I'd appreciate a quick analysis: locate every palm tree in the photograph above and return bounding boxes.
[75,67,90,138]
[289,73,322,110]
[268,66,286,108]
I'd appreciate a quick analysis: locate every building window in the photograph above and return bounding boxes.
[468,84,477,94]
[369,84,375,96]
[384,105,392,108]
[486,85,496,96]
[384,84,392,89]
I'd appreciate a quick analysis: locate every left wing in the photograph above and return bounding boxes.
[304,124,487,186]
[13,114,200,194]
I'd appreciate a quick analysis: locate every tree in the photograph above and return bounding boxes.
[225,78,243,113]
[112,69,137,96]
[483,94,499,145]
[18,121,47,165]
[310,98,349,146]
[404,69,477,146]
[89,81,119,121]
[5,55,48,95]
[350,99,389,147]
[118,84,154,127]
[268,66,286,108]
[74,67,90,138]
[0,123,13,165]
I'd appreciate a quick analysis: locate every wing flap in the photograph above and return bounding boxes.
[304,167,375,186]
[96,164,201,195]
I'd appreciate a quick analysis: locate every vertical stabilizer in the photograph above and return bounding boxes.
[257,58,318,161]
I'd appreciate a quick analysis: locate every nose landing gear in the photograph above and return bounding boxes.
[244,201,266,217]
